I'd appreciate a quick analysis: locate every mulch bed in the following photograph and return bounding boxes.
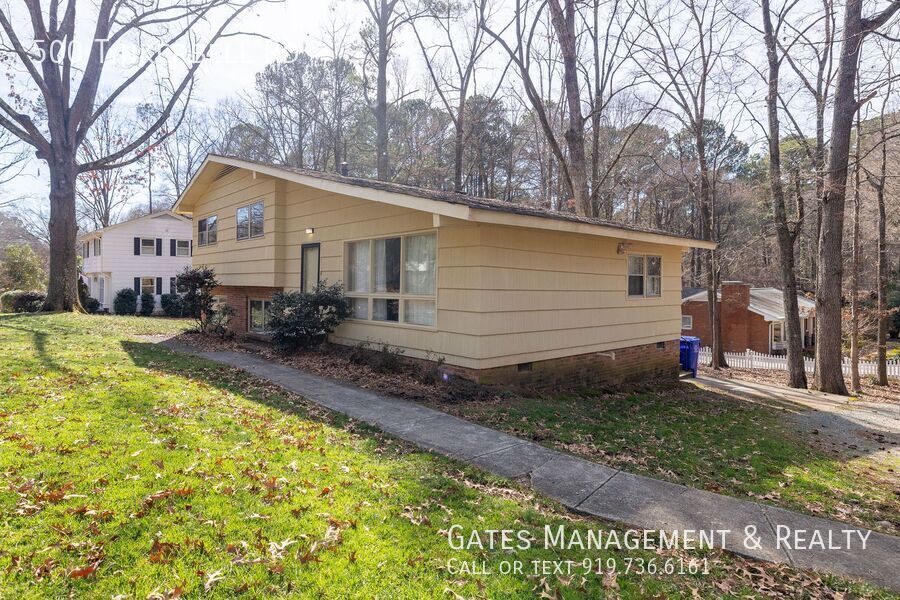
[173,332,501,404]
[699,364,900,404]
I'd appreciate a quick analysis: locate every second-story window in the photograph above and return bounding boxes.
[236,201,264,240]
[198,216,217,246]
[140,238,156,256]
[176,240,190,256]
[93,238,101,256]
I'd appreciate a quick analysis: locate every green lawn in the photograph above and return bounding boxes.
[0,314,894,598]
[430,387,899,535]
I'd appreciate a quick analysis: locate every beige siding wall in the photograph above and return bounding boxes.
[447,224,683,369]
[190,169,684,370]
[191,169,283,287]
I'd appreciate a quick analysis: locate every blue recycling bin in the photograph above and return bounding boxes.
[680,336,701,377]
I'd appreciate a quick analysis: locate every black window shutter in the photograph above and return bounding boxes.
[170,239,176,256]
[134,277,140,294]
[156,238,162,256]
[156,277,162,295]
[170,277,176,294]
[134,237,140,255]
[190,241,193,256]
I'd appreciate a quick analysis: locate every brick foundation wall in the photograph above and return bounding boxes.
[441,340,679,390]
[212,285,283,334]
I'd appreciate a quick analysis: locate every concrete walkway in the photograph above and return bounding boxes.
[160,341,900,592]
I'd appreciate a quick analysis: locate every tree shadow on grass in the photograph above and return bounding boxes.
[119,337,900,535]
[0,314,65,372]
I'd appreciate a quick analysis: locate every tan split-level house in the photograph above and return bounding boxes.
[173,155,715,388]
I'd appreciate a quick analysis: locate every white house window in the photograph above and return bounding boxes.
[140,277,155,296]
[236,201,264,240]
[772,322,784,350]
[198,216,217,246]
[93,238,101,256]
[345,232,437,327]
[140,238,156,256]
[81,242,89,259]
[627,255,662,298]
[681,315,693,330]
[249,299,272,332]
[176,240,190,256]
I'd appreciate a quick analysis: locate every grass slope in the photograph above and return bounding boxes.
[429,388,899,534]
[0,313,893,598]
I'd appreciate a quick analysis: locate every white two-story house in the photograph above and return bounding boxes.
[79,211,193,312]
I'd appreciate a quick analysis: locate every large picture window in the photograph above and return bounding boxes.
[627,254,662,298]
[198,216,217,246]
[345,232,437,327]
[237,201,264,240]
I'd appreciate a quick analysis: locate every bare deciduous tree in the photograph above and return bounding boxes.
[759,0,809,389]
[632,0,741,369]
[0,0,267,311]
[815,0,900,395]
[76,108,143,229]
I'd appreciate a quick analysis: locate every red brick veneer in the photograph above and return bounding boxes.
[212,285,283,333]
[441,340,679,390]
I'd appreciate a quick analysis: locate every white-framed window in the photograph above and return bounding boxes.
[93,238,101,256]
[140,238,156,256]
[236,201,264,240]
[345,231,437,327]
[140,277,155,296]
[249,299,273,333]
[772,321,784,350]
[198,215,217,246]
[81,242,89,259]
[176,239,190,256]
[627,254,662,298]
[681,315,693,330]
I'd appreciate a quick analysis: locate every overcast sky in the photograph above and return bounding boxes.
[6,0,373,211]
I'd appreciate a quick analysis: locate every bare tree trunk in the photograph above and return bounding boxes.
[813,0,900,393]
[761,0,807,388]
[850,114,862,393]
[375,6,390,180]
[547,0,590,216]
[454,95,466,192]
[877,178,888,386]
[815,1,865,396]
[45,152,80,311]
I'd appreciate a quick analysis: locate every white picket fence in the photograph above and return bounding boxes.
[697,347,900,380]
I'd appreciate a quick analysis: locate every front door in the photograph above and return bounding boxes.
[301,243,321,293]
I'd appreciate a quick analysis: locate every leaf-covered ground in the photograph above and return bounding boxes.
[428,386,899,536]
[0,313,895,598]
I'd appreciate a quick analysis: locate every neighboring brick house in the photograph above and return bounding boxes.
[681,282,816,354]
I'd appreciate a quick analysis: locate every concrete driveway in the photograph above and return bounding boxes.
[687,375,900,459]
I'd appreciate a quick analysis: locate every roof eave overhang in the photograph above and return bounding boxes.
[175,155,717,249]
[468,207,716,248]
